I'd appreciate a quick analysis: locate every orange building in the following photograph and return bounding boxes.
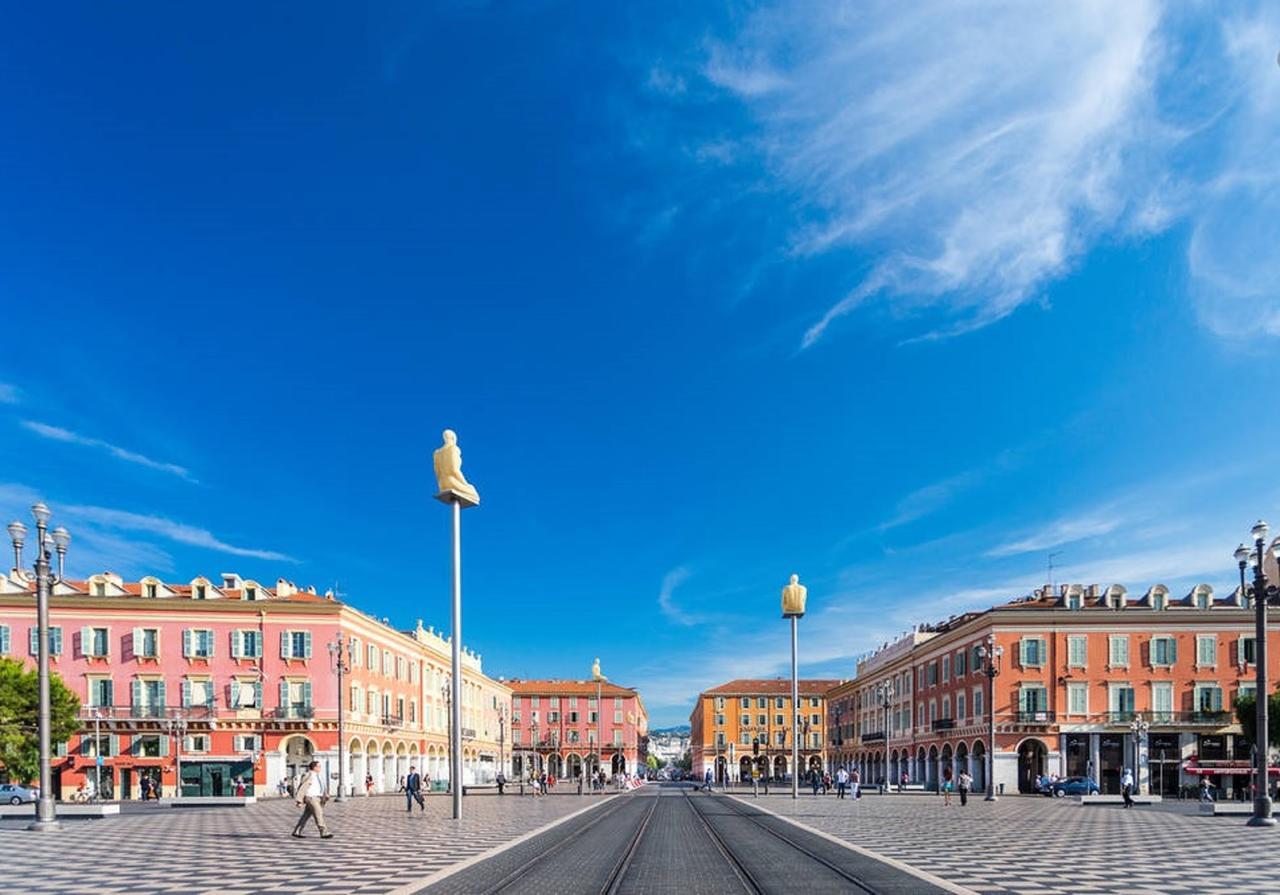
[835,582,1280,797]
[690,678,842,783]
[506,679,648,779]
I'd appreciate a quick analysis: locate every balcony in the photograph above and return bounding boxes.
[861,730,887,742]
[1106,711,1231,727]
[1014,710,1055,724]
[271,706,315,720]
[81,705,212,722]
[382,714,404,728]
[931,718,956,732]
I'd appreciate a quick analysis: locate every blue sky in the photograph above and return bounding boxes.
[1,2,1278,726]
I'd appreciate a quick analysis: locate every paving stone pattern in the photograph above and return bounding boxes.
[742,791,1280,895]
[0,792,613,895]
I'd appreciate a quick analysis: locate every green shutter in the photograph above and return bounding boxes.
[109,734,119,757]
[182,629,192,657]
[181,680,191,707]
[281,631,290,659]
[132,679,142,709]
[303,680,312,708]
[1018,640,1028,666]
[159,735,169,757]
[157,680,166,709]
[104,679,113,707]
[279,680,289,714]
[232,630,242,658]
[0,624,9,655]
[206,629,214,657]
[303,631,312,659]
[254,680,262,708]
[29,626,38,655]
[51,627,62,655]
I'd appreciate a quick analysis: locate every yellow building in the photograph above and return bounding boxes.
[690,678,842,783]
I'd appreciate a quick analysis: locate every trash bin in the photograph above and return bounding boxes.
[998,783,1005,795]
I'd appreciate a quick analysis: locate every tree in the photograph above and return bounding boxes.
[1233,693,1280,753]
[646,753,659,771]
[0,657,81,784]
[675,749,692,772]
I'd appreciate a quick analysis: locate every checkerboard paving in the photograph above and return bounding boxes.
[0,792,613,895]
[737,792,1280,895]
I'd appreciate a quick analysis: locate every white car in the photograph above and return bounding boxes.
[0,783,39,805]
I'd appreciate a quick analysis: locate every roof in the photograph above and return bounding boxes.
[702,679,843,697]
[506,679,640,698]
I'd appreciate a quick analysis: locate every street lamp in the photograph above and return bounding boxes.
[9,503,70,831]
[977,634,1004,802]
[1128,714,1150,796]
[167,716,188,798]
[781,574,808,799]
[328,635,353,801]
[1236,522,1279,827]
[880,680,892,790]
[497,704,507,785]
[442,677,453,794]
[831,708,843,775]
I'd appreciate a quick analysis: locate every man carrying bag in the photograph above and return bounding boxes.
[292,760,334,839]
[405,766,426,813]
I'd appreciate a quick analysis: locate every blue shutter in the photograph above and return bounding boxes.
[303,631,312,659]
[132,679,142,709]
[109,734,119,757]
[232,630,242,658]
[181,680,191,708]
[160,735,169,757]
[182,629,192,658]
[281,631,290,659]
[157,680,166,709]
[303,680,313,708]
[254,680,262,709]
[29,626,38,655]
[279,679,289,715]
[51,627,61,655]
[0,625,9,655]
[104,679,113,707]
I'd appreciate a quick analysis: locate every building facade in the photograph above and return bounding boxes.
[690,679,841,783]
[0,570,510,798]
[506,679,648,780]
[836,582,1280,798]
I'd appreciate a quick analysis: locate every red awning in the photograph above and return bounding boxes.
[1185,766,1280,776]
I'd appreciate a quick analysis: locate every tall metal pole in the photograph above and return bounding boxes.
[1249,530,1275,826]
[596,678,603,787]
[335,638,347,802]
[450,500,463,820]
[790,615,799,800]
[30,512,58,831]
[985,644,998,801]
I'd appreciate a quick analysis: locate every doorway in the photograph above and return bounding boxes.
[1017,739,1048,793]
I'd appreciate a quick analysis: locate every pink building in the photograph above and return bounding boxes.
[507,679,649,780]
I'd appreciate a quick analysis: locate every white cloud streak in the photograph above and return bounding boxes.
[20,420,196,482]
[0,383,19,404]
[63,504,295,562]
[656,566,696,625]
[691,2,1280,347]
[986,510,1123,558]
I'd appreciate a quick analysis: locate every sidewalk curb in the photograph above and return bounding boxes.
[390,791,628,894]
[725,793,977,895]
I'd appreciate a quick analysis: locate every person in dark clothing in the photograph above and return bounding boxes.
[405,766,425,812]
[496,772,506,796]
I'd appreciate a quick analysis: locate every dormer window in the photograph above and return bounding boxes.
[1196,593,1209,610]
[145,583,157,599]
[245,587,257,601]
[94,582,106,597]
[1153,593,1166,611]
[194,585,207,600]
[1067,594,1082,611]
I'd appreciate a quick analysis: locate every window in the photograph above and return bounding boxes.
[1067,635,1087,668]
[234,734,260,752]
[183,679,212,707]
[1151,682,1173,721]
[714,713,724,726]
[232,678,261,708]
[282,680,312,717]
[137,628,159,658]
[134,735,162,757]
[917,704,925,728]
[614,711,623,724]
[1020,638,1046,667]
[531,695,541,707]
[927,662,938,686]
[775,731,785,745]
[89,678,113,707]
[1195,684,1223,712]
[368,643,377,667]
[928,700,936,723]
[613,730,622,746]
[1151,636,1177,667]
[1153,592,1167,611]
[281,630,312,660]
[1196,635,1216,667]
[957,692,966,719]
[1067,683,1088,716]
[0,624,8,655]
[567,710,579,723]
[941,656,951,682]
[775,696,784,708]
[29,626,63,656]
[955,650,966,677]
[85,627,109,657]
[740,697,750,708]
[1196,591,1210,611]
[774,713,784,726]
[232,630,262,659]
[1108,635,1129,667]
[941,696,951,719]
[740,732,750,745]
[512,731,522,745]
[917,667,925,690]
[184,629,214,658]
[1019,685,1048,715]
[973,687,983,718]
[145,582,158,598]
[194,584,207,600]
[184,734,209,752]
[1109,684,1135,716]
[133,679,166,716]
[810,697,820,707]
[1239,681,1258,702]
[1067,593,1082,610]
[756,696,766,708]
[349,685,360,712]
[548,711,560,723]
[1240,637,1257,665]
[245,586,257,601]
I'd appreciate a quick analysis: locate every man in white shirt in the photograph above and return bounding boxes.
[292,760,333,839]
[835,767,849,799]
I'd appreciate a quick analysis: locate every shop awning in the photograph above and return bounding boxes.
[1185,766,1280,776]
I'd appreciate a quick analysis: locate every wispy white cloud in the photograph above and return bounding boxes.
[0,383,18,405]
[63,504,295,562]
[686,2,1280,347]
[986,509,1123,558]
[879,469,984,531]
[20,420,196,482]
[656,566,696,625]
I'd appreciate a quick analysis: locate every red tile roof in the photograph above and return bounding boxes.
[506,679,639,698]
[702,679,843,697]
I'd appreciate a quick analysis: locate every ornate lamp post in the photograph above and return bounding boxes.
[432,428,480,820]
[781,574,807,799]
[9,505,70,831]
[328,635,353,801]
[1128,714,1150,796]
[497,704,507,784]
[441,677,453,794]
[592,658,606,788]
[977,634,1004,801]
[167,716,188,798]
[1235,522,1279,827]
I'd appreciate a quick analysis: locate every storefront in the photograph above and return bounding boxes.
[180,760,255,796]
[1147,733,1182,795]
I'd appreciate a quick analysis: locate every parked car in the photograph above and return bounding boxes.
[0,783,39,805]
[1049,777,1100,797]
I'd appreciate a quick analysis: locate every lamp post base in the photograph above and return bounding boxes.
[26,819,62,832]
[984,792,997,802]
[1248,796,1276,826]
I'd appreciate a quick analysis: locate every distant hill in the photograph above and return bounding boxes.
[649,724,690,736]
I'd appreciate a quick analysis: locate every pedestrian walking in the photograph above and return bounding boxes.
[292,760,333,839]
[899,770,908,793]
[942,766,954,806]
[851,767,861,799]
[835,767,849,799]
[405,765,425,812]
[1121,768,1135,808]
[704,767,713,792]
[496,771,506,796]
[234,776,246,797]
[1198,777,1214,803]
[822,771,832,795]
[365,773,374,796]
[958,770,972,806]
[287,774,299,799]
